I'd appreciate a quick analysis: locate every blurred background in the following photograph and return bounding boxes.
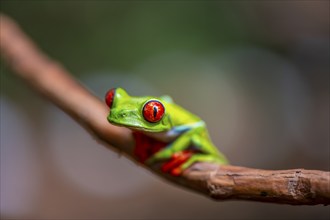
[0,1,329,219]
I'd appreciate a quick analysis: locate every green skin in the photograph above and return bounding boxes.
[107,88,228,172]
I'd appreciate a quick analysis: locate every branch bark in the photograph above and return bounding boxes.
[1,14,329,206]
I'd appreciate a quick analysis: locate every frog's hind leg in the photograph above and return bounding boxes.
[191,134,228,162]
[168,135,229,175]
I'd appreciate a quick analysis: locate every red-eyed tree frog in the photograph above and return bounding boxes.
[105,88,228,176]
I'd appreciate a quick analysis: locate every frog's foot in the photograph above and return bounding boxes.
[170,154,228,176]
[160,150,193,174]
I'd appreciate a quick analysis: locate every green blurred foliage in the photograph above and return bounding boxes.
[1,1,252,75]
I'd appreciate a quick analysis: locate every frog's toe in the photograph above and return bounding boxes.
[176,154,226,174]
[161,150,193,174]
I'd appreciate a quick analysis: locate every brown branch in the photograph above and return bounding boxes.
[1,14,329,206]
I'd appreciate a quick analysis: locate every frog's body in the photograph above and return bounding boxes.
[106,88,228,175]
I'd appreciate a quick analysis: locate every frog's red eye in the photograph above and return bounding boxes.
[105,88,116,108]
[143,100,165,123]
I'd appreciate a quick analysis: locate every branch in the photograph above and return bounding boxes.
[1,14,329,206]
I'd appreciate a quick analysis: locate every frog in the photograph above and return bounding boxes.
[105,88,228,176]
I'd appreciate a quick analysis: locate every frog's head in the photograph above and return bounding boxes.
[105,88,172,132]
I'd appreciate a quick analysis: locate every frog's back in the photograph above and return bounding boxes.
[164,102,202,126]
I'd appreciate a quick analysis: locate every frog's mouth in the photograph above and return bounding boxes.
[108,117,163,132]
